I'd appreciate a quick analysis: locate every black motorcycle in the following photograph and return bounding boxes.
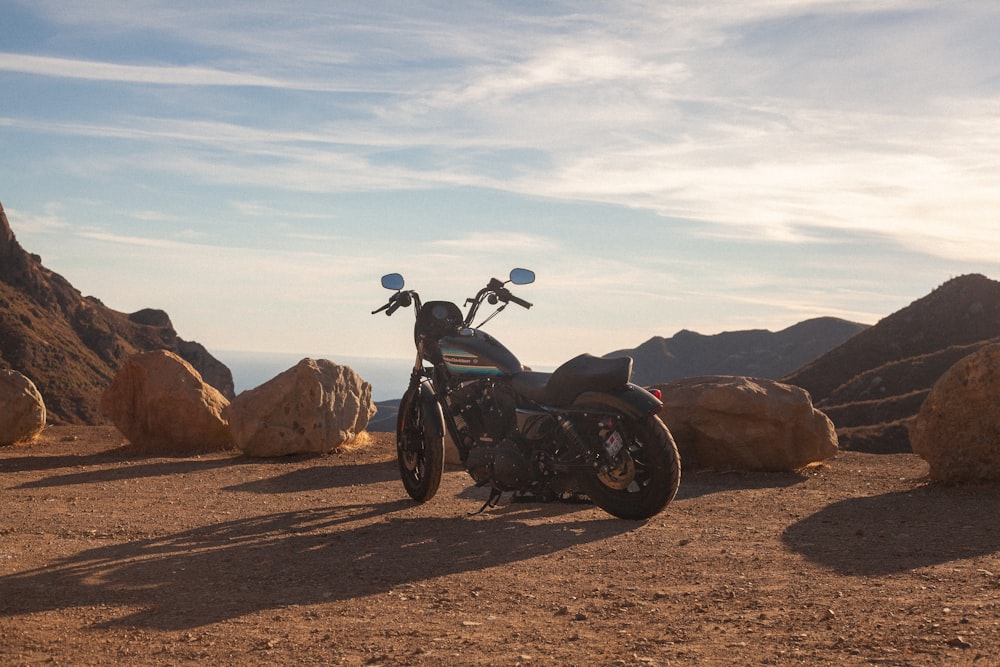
[372,269,680,519]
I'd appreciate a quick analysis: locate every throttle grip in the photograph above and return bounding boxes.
[508,294,533,309]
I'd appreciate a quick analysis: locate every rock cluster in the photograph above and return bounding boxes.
[0,369,46,445]
[4,346,376,457]
[910,343,1000,483]
[654,376,838,471]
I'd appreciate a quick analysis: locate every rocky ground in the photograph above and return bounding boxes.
[2,427,999,666]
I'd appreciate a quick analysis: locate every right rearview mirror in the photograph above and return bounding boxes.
[509,268,535,285]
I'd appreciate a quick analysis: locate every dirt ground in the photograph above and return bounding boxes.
[1,427,999,666]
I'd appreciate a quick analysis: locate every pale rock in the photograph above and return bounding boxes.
[100,350,232,453]
[910,342,1000,483]
[653,375,838,471]
[0,369,46,445]
[224,358,376,457]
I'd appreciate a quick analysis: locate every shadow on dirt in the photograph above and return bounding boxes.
[783,484,1000,575]
[676,469,807,500]
[0,447,143,475]
[0,499,634,630]
[10,457,240,488]
[223,460,400,493]
[9,453,398,492]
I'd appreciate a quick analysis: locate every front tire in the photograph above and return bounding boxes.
[574,398,681,520]
[396,386,445,502]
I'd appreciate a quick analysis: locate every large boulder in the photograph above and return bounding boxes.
[0,369,46,445]
[100,350,233,454]
[910,343,1000,483]
[224,358,376,457]
[653,376,838,471]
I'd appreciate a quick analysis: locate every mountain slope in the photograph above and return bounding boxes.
[783,275,1000,401]
[605,317,868,386]
[0,202,233,424]
[782,274,1000,452]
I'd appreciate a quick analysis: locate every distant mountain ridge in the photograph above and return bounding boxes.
[0,202,234,424]
[605,317,869,387]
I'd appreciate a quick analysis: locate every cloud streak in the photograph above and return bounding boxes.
[0,53,337,90]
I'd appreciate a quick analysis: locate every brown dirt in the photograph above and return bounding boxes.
[2,427,999,666]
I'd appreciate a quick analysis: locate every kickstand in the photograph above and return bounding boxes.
[469,487,503,516]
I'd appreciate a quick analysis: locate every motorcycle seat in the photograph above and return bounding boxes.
[513,353,632,406]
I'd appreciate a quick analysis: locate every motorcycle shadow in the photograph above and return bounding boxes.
[0,498,635,631]
[456,484,599,516]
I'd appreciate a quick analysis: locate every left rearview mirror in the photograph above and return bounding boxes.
[381,273,405,290]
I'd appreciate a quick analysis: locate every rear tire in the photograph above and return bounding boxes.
[573,397,681,520]
[396,386,445,502]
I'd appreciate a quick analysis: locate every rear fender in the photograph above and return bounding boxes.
[573,383,663,418]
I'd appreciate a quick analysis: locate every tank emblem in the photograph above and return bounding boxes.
[441,347,504,376]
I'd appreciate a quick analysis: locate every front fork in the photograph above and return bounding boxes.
[398,370,446,454]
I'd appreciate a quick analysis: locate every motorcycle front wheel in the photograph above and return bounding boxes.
[574,396,681,520]
[396,386,445,502]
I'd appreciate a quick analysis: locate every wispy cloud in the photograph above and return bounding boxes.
[427,232,557,254]
[4,205,71,234]
[0,53,358,91]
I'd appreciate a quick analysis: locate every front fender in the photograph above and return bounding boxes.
[419,382,446,440]
[573,383,663,418]
[397,381,446,441]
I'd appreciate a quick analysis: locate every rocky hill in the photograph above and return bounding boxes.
[782,274,1000,452]
[0,202,234,424]
[604,317,868,386]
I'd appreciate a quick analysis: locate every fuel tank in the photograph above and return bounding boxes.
[439,328,523,378]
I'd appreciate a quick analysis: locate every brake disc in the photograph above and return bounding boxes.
[597,451,636,490]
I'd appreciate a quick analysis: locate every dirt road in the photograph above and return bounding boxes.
[2,427,999,665]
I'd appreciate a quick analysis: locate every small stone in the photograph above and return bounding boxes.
[947,636,972,649]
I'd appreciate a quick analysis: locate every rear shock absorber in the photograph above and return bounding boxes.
[556,415,598,469]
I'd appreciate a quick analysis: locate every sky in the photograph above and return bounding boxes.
[2,1,1000,375]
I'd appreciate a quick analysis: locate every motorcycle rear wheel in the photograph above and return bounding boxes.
[396,386,445,502]
[574,397,681,520]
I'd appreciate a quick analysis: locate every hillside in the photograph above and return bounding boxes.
[783,274,1000,452]
[0,202,234,424]
[605,317,868,386]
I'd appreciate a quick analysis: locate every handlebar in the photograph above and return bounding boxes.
[371,291,415,316]
[505,292,532,309]
[373,272,532,324]
[492,285,532,310]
